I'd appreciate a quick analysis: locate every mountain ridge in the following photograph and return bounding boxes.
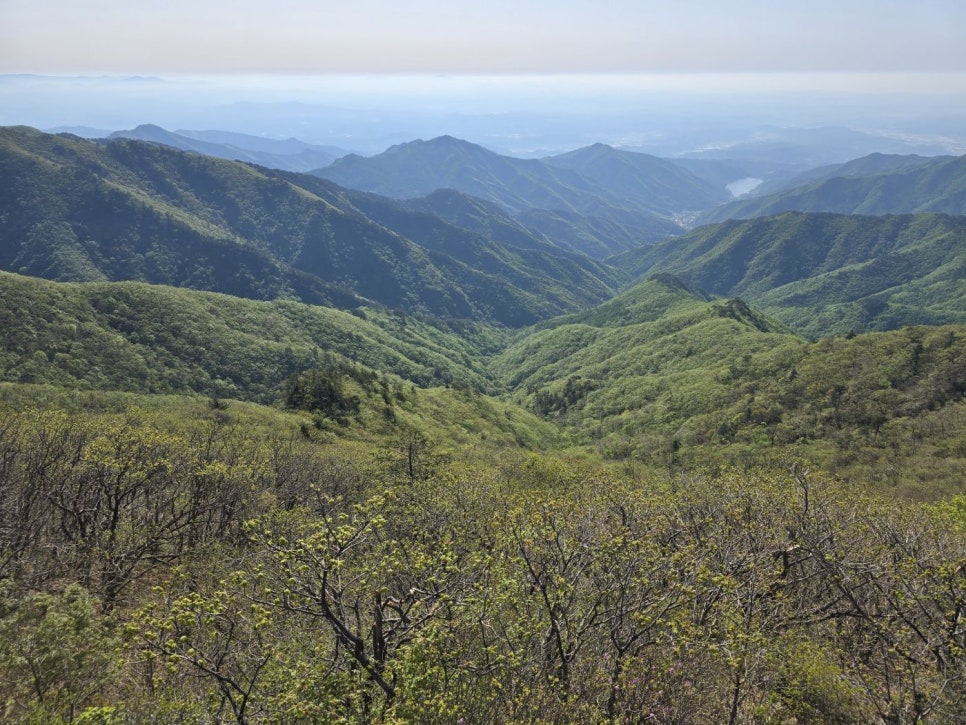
[698,152,966,223]
[615,211,966,337]
[108,123,348,172]
[312,135,685,256]
[0,126,619,326]
[543,142,729,215]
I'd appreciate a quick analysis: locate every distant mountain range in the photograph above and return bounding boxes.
[672,124,956,171]
[541,142,729,215]
[3,124,965,340]
[0,126,619,327]
[397,188,651,259]
[106,124,351,173]
[699,152,966,223]
[312,136,698,255]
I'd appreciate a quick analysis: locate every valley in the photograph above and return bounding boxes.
[1,124,965,722]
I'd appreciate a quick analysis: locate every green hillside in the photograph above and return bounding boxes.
[313,135,684,255]
[4,264,964,496]
[495,275,966,495]
[0,271,504,400]
[617,211,966,337]
[0,126,617,326]
[493,275,799,451]
[699,152,966,223]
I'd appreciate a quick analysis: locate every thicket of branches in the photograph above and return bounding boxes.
[1,404,965,723]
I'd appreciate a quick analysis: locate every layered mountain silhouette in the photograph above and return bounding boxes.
[108,124,348,172]
[0,126,618,326]
[542,142,729,215]
[699,153,966,223]
[2,123,966,484]
[3,125,964,341]
[312,136,692,256]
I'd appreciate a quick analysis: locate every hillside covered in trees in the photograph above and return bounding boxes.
[1,126,966,723]
[698,153,966,224]
[616,212,966,338]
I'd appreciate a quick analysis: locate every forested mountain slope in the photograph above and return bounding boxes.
[495,274,966,494]
[616,211,966,337]
[544,142,728,214]
[699,152,966,223]
[4,264,963,498]
[273,172,622,311]
[494,275,799,449]
[401,188,552,251]
[0,126,617,325]
[0,271,505,400]
[397,186,645,264]
[313,135,684,255]
[751,152,949,196]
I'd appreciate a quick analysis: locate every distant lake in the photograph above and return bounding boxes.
[726,177,763,197]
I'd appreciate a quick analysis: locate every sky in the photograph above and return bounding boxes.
[2,1,965,157]
[2,0,965,77]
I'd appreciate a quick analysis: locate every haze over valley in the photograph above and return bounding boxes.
[2,1,966,722]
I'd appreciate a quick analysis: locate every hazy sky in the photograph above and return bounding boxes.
[2,0,965,75]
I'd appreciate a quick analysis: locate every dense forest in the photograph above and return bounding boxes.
[1,127,965,722]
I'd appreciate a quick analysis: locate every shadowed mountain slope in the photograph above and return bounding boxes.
[0,126,618,326]
[543,143,729,215]
[312,135,683,256]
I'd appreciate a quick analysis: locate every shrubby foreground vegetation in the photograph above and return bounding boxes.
[2,396,966,723]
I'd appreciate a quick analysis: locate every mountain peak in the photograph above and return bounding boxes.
[380,135,488,158]
[423,135,486,151]
[108,124,178,143]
